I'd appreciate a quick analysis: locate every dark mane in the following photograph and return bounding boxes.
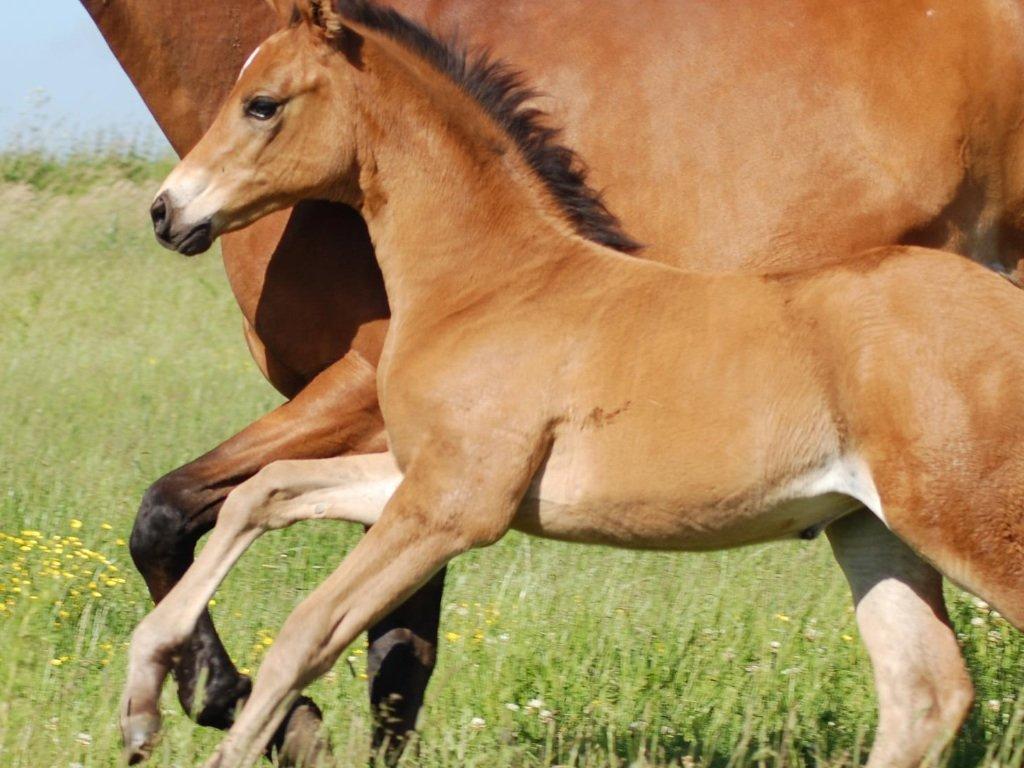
[333,0,643,254]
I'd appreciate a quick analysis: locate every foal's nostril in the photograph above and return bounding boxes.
[150,194,169,237]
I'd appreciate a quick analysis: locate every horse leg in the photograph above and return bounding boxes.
[827,510,973,768]
[128,356,393,761]
[367,567,445,761]
[123,452,402,765]
[197,443,537,768]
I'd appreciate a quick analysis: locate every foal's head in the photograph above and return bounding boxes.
[153,0,640,257]
[151,0,364,255]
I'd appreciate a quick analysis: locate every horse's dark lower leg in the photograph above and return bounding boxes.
[130,475,252,727]
[367,567,447,762]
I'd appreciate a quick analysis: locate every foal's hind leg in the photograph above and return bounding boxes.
[828,511,973,768]
[121,452,401,766]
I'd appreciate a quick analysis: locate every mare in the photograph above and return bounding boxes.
[81,0,1024,761]
[123,2,1024,766]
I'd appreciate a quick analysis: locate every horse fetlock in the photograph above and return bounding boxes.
[130,615,180,669]
[121,710,162,766]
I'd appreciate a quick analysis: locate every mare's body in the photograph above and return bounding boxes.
[122,4,1024,767]
[83,0,1024,761]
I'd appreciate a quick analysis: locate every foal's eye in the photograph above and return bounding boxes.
[245,96,281,121]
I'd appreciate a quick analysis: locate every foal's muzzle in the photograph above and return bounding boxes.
[150,192,214,256]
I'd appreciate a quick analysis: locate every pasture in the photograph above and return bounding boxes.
[1,151,1023,767]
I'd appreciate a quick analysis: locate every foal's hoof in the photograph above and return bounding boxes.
[121,712,162,765]
[276,697,335,768]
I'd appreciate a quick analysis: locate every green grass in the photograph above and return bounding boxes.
[0,152,1022,767]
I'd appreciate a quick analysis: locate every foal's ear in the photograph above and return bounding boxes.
[306,1,365,65]
[306,0,346,36]
[261,0,344,31]
[261,0,299,23]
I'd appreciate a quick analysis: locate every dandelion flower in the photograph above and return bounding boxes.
[69,520,83,530]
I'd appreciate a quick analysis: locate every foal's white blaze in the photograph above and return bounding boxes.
[238,45,262,80]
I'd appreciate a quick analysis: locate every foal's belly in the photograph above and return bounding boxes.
[512,454,883,551]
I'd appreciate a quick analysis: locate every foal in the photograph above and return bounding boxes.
[125,2,1022,766]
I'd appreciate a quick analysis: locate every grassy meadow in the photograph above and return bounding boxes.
[1,149,1024,768]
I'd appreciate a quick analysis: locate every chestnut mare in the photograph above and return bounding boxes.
[120,2,1024,766]
[82,0,1024,764]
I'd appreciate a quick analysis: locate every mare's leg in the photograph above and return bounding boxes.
[827,511,973,768]
[198,442,540,768]
[122,453,402,764]
[367,569,446,761]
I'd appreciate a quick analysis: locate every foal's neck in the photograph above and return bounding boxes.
[347,43,600,321]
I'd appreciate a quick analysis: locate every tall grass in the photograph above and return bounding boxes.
[0,148,1022,767]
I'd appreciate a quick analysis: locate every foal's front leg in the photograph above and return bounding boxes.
[121,452,401,765]
[200,444,540,768]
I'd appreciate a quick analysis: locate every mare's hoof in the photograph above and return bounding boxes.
[121,712,162,765]
[277,698,335,768]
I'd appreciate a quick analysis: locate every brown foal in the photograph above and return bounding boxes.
[122,2,1024,766]
[82,4,1024,757]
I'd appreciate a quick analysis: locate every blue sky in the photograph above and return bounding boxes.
[1,0,168,152]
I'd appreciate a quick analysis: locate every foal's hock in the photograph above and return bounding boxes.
[123,2,1024,767]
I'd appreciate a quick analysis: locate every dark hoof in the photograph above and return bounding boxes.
[121,712,162,765]
[275,697,334,768]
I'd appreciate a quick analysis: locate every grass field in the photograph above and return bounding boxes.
[1,153,1024,768]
